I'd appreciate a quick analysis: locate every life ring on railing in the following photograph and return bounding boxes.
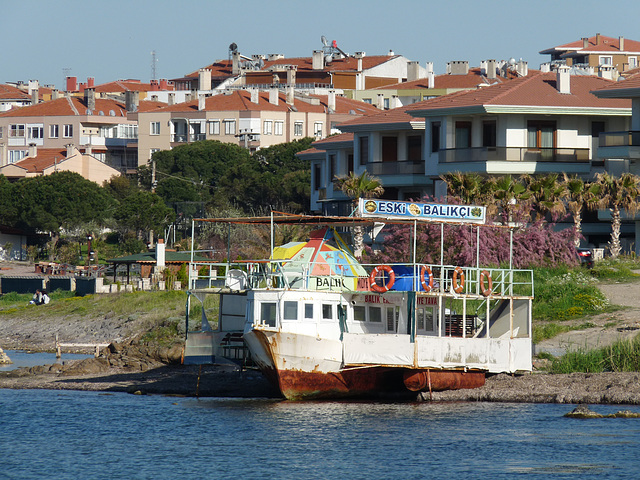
[452,267,465,294]
[480,270,493,297]
[369,265,395,293]
[420,265,434,292]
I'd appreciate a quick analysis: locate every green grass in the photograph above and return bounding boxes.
[590,256,640,281]
[550,334,640,373]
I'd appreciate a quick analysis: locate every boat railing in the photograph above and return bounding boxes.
[188,260,533,297]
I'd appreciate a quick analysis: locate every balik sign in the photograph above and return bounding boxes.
[358,198,485,223]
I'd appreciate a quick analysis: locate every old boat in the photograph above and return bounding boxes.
[184,200,533,400]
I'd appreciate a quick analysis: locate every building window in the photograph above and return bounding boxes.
[363,98,372,104]
[348,154,354,173]
[455,121,471,149]
[0,126,3,139]
[431,122,440,153]
[283,301,298,320]
[294,121,303,136]
[9,124,25,137]
[314,122,323,137]
[63,124,73,138]
[49,124,59,138]
[382,136,398,162]
[314,163,322,190]
[629,57,638,69]
[359,136,369,165]
[224,120,236,135]
[527,121,556,149]
[209,120,220,135]
[329,154,337,180]
[408,135,422,161]
[383,98,390,110]
[482,121,497,147]
[28,126,43,139]
[150,122,160,135]
[599,55,613,66]
[9,150,27,163]
[274,121,283,136]
[263,120,273,135]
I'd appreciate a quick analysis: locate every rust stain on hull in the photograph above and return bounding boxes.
[402,369,485,392]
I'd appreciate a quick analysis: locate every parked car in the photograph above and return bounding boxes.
[577,248,594,269]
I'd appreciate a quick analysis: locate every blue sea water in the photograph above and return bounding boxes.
[0,350,93,371]
[0,390,639,480]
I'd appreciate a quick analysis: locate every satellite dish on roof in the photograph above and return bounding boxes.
[229,43,238,53]
[321,35,329,47]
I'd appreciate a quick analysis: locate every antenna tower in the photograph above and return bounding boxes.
[151,50,158,80]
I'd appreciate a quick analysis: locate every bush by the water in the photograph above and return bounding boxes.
[550,335,640,373]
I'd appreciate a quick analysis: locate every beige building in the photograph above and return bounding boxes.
[134,88,379,166]
[0,144,121,184]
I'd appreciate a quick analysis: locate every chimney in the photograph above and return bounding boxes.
[620,36,625,52]
[286,85,294,105]
[556,65,571,94]
[516,60,528,77]
[159,79,168,90]
[65,144,75,158]
[328,89,336,112]
[198,94,206,110]
[427,70,435,89]
[87,77,95,88]
[487,59,497,79]
[599,65,615,80]
[84,88,96,111]
[156,238,165,268]
[391,95,400,109]
[596,33,601,45]
[540,63,551,73]
[269,87,279,105]
[407,61,420,82]
[582,37,589,49]
[125,91,138,112]
[85,144,92,156]
[232,51,240,75]
[52,89,59,100]
[312,50,324,70]
[31,89,39,105]
[355,51,365,71]
[168,92,175,105]
[28,143,37,157]
[286,65,297,85]
[377,93,384,109]
[250,88,259,104]
[66,76,77,92]
[198,68,212,90]
[450,61,469,75]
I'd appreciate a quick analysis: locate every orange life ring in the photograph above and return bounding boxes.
[420,265,434,292]
[480,270,493,296]
[369,265,395,293]
[452,267,465,294]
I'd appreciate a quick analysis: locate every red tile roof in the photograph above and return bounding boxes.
[312,132,354,145]
[0,84,30,101]
[152,90,379,115]
[373,68,531,91]
[94,80,160,94]
[10,148,68,173]
[187,54,400,78]
[407,72,630,112]
[0,96,129,117]
[591,72,640,95]
[541,35,640,54]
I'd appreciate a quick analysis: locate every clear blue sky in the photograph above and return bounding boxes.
[5,0,640,89]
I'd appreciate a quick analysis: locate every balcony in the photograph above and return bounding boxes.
[170,133,206,143]
[597,131,640,160]
[439,146,590,163]
[367,160,425,176]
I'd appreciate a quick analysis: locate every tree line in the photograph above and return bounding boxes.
[0,138,314,263]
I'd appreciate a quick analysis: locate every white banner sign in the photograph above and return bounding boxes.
[359,199,486,223]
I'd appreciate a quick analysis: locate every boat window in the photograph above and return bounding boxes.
[369,306,382,323]
[304,303,313,319]
[283,301,298,320]
[322,304,332,320]
[260,302,277,327]
[417,308,425,330]
[386,307,399,332]
[353,305,366,322]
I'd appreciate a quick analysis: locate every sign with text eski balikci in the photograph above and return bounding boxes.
[358,199,486,224]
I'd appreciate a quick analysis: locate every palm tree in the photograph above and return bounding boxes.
[563,174,598,247]
[523,174,567,222]
[591,172,640,259]
[440,172,488,205]
[334,171,384,258]
[490,175,532,225]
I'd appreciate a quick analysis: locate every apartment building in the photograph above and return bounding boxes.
[135,88,378,167]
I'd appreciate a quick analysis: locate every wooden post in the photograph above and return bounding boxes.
[55,334,61,358]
